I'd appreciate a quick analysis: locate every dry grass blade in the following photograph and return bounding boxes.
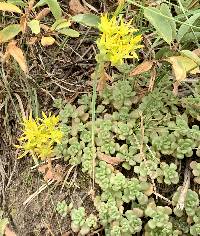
[23,180,54,206]
[7,40,28,73]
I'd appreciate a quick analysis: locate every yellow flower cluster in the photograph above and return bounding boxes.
[17,112,63,160]
[96,14,143,65]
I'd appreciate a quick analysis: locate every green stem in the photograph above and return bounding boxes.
[31,151,39,166]
[91,62,104,189]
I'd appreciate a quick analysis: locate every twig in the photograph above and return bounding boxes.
[60,165,75,193]
[154,192,171,204]
[6,158,17,189]
[23,180,54,206]
[82,0,98,13]
[176,161,191,210]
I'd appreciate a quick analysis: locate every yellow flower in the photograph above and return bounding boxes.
[96,14,143,65]
[16,113,63,160]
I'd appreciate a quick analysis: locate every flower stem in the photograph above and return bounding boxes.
[91,62,105,192]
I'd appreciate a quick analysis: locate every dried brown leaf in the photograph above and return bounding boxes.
[97,152,123,165]
[28,0,35,11]
[28,36,38,45]
[20,14,27,33]
[40,24,50,32]
[130,61,154,76]
[97,71,113,93]
[38,164,63,182]
[7,40,28,73]
[35,7,50,20]
[4,226,17,236]
[41,36,55,46]
[69,0,89,14]
[193,48,200,57]
[62,232,71,236]
[1,49,10,63]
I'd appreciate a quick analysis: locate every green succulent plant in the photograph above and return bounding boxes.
[70,207,86,233]
[53,76,200,235]
[182,82,200,121]
[190,161,200,184]
[116,144,139,168]
[172,188,199,217]
[159,162,179,185]
[122,178,150,204]
[100,80,136,110]
[134,160,159,181]
[145,203,172,231]
[70,207,98,235]
[190,223,200,236]
[56,201,73,217]
[79,214,98,236]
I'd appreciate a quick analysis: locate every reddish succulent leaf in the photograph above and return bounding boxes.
[97,152,123,165]
[130,61,154,76]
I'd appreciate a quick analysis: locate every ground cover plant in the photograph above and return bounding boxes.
[0,0,200,235]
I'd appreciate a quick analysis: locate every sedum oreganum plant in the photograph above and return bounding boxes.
[53,78,200,235]
[16,10,200,236]
[70,207,98,235]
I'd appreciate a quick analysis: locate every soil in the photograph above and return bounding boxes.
[0,1,105,235]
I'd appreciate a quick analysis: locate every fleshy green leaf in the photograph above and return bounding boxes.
[7,0,26,7]
[46,0,62,19]
[33,0,46,8]
[166,55,199,82]
[72,14,100,27]
[0,211,9,235]
[144,7,173,44]
[57,28,80,37]
[181,32,200,42]
[51,19,71,31]
[181,50,200,66]
[0,24,21,43]
[177,13,200,42]
[0,1,21,13]
[160,3,176,40]
[28,19,40,34]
